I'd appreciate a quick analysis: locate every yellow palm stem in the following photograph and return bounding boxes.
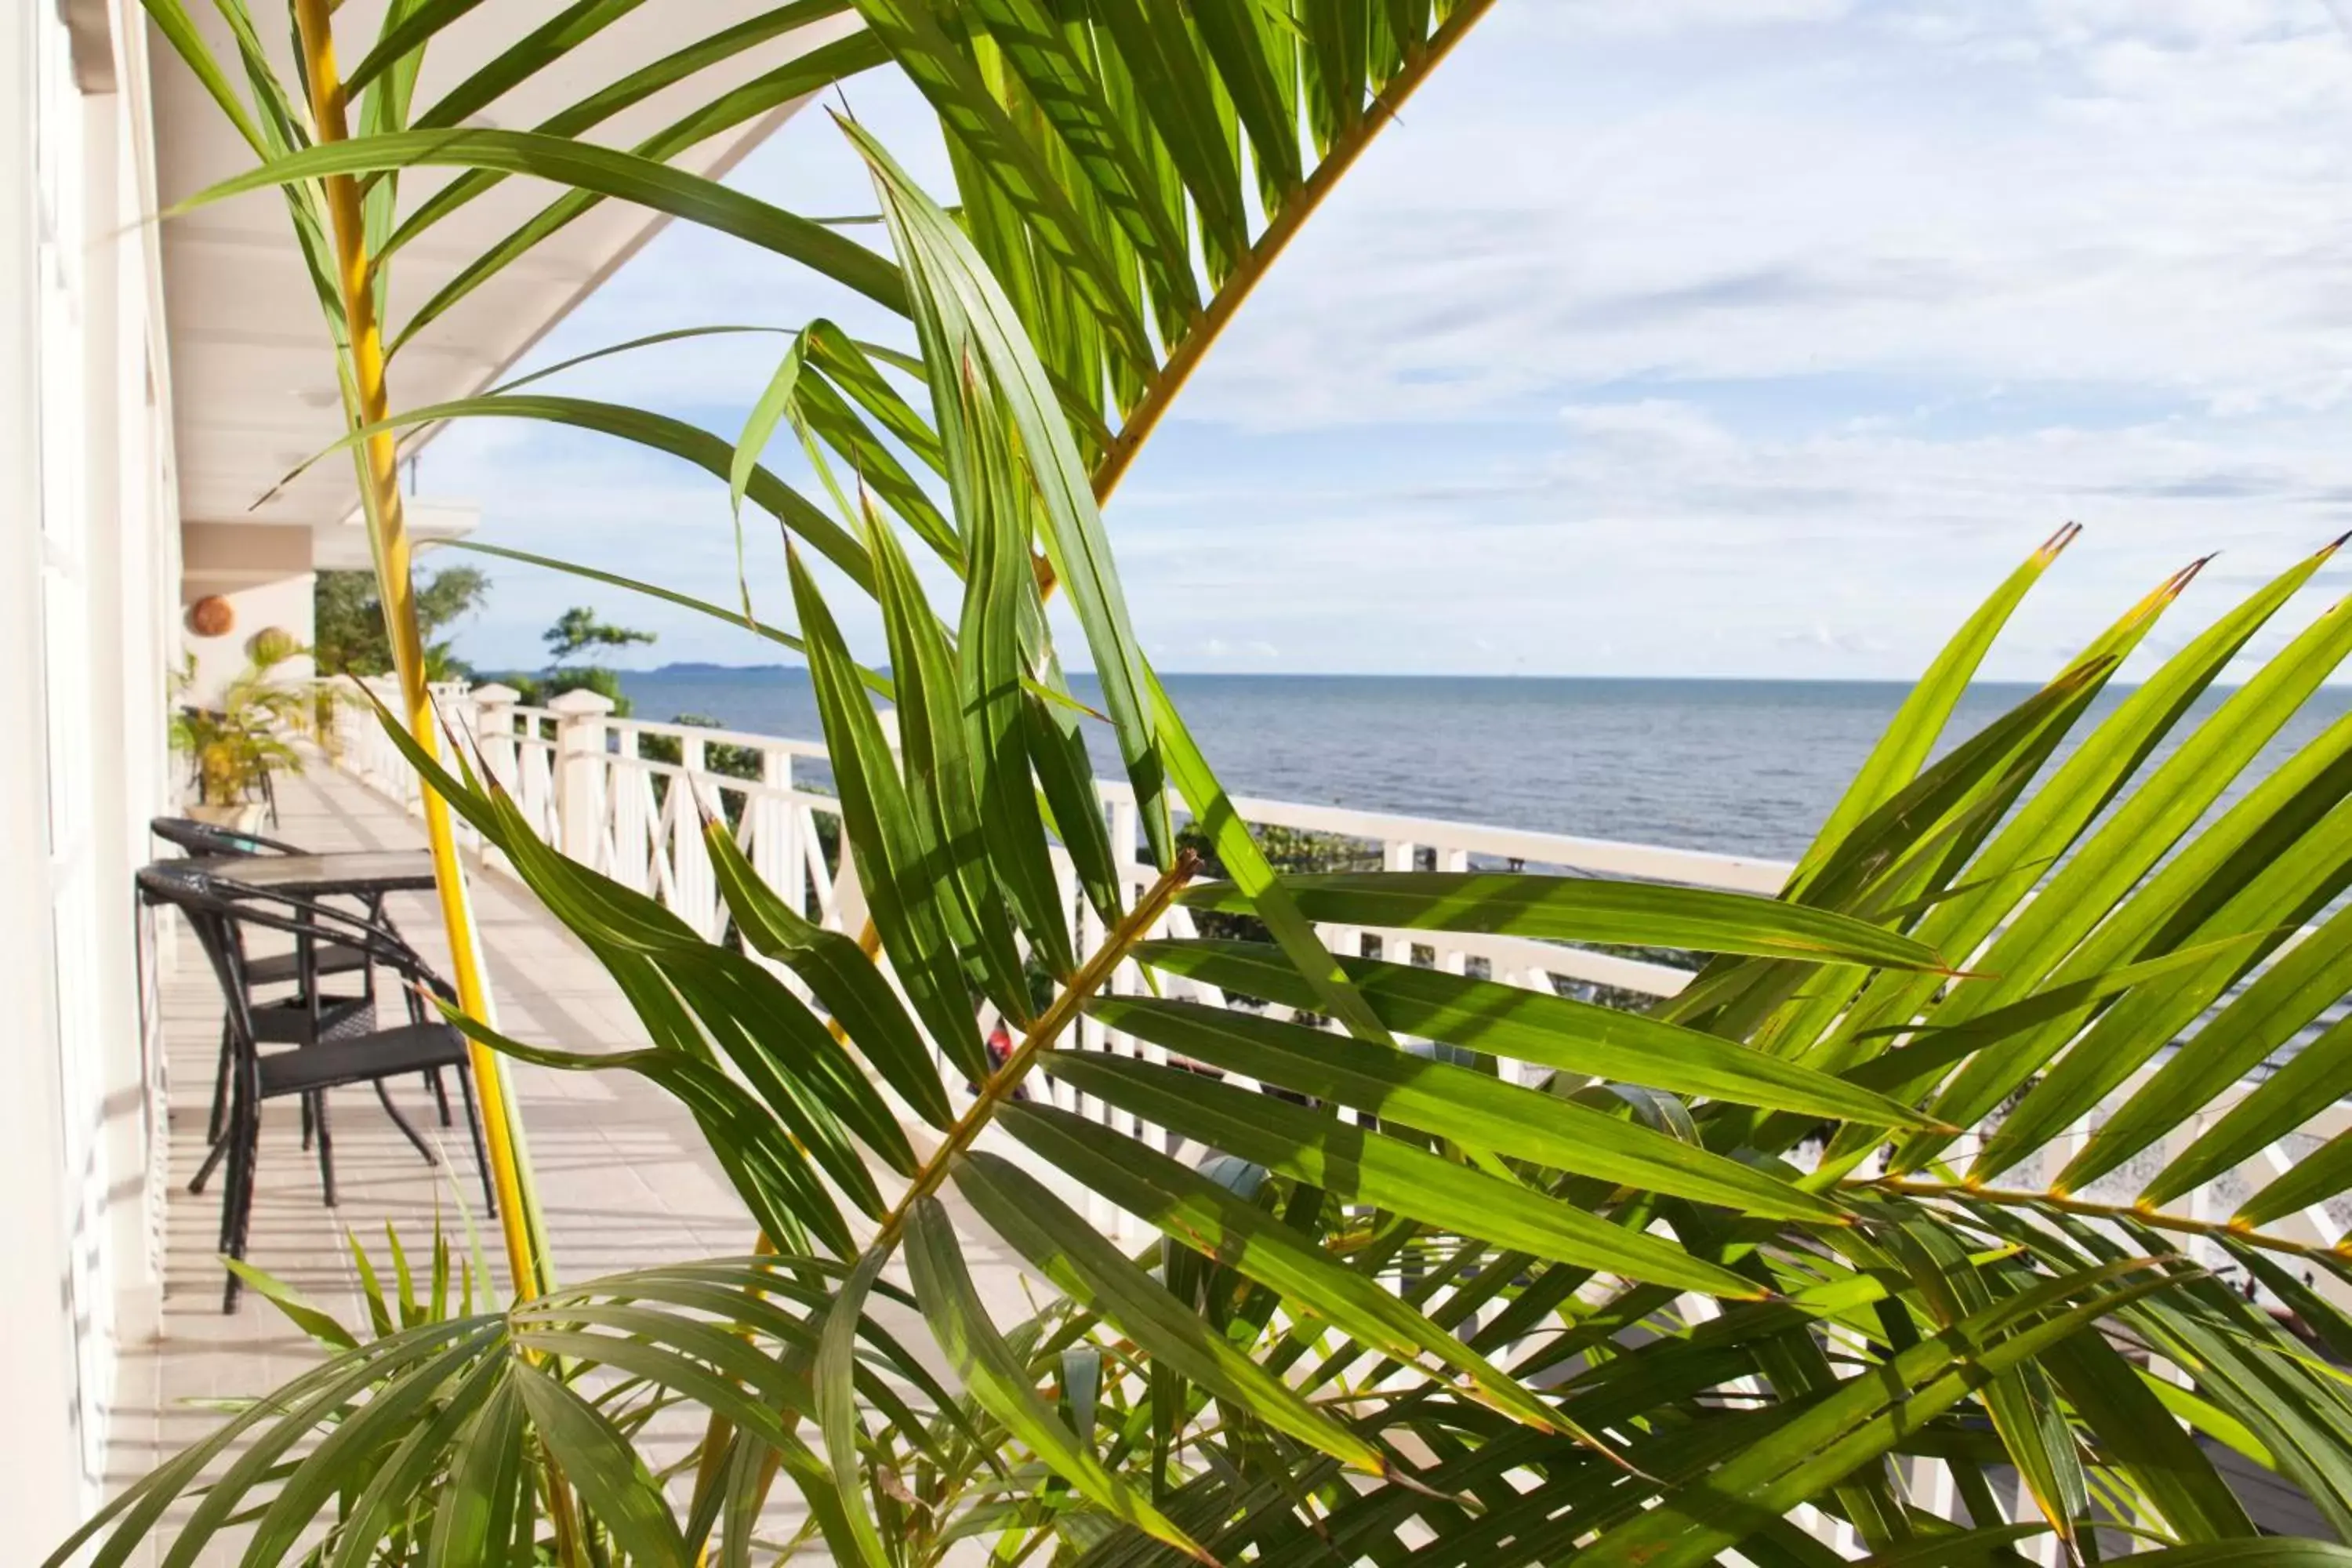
[1086,0,1498,511]
[707,15,1496,1537]
[1025,0,1501,591]
[691,856,1200,1550]
[873,849,1199,1250]
[1854,1175,2348,1265]
[289,0,549,1301]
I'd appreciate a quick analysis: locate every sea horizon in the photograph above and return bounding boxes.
[600,666,2349,863]
[593,662,2082,687]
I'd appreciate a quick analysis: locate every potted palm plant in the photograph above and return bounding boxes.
[171,638,310,831]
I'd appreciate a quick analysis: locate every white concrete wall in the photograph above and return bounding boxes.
[0,2,85,1551]
[180,566,319,713]
[0,2,179,1555]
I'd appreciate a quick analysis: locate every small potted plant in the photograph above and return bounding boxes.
[170,636,311,830]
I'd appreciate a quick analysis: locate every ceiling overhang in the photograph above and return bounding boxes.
[310,500,484,572]
[150,2,858,550]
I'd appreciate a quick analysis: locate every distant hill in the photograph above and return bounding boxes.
[632,662,800,677]
[467,662,808,684]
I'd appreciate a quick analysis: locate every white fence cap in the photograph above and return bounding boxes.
[546,687,617,717]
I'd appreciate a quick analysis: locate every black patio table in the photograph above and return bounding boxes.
[140,857,492,1308]
[185,849,440,899]
[162,848,464,1216]
[181,850,451,1174]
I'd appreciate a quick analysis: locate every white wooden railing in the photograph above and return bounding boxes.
[326,675,2352,1559]
[331,677,1795,1005]
[328,679,2350,1278]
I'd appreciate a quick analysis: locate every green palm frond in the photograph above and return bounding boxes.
[160,0,1497,867]
[96,2,2352,1564]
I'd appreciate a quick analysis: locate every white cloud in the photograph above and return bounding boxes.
[1779,622,1890,656]
[442,2,2352,684]
[1558,399,1738,453]
[1174,0,2352,430]
[1103,399,2352,678]
[1519,0,1856,37]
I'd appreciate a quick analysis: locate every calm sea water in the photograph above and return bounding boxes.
[619,670,2352,862]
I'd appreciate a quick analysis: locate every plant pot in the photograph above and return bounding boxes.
[185,801,268,834]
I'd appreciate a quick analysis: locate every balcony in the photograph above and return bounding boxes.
[114,753,1044,1545]
[107,685,2352,1552]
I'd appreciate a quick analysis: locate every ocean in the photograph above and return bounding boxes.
[617,670,2352,862]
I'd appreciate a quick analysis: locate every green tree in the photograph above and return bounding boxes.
[544,666,631,717]
[543,605,655,666]
[312,564,488,680]
[640,712,762,782]
[528,606,655,717]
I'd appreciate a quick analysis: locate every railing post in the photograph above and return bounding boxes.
[829,712,897,936]
[548,687,615,866]
[611,728,648,892]
[674,731,717,938]
[1443,846,1472,975]
[358,675,408,805]
[1086,791,1145,1236]
[752,745,800,917]
[317,675,353,768]
[437,680,484,853]
[460,684,520,875]
[470,683,521,789]
[352,675,380,786]
[438,678,477,735]
[1379,839,1417,966]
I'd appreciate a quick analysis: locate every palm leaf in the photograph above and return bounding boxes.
[112,2,2352,1559]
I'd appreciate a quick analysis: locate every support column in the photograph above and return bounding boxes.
[466,684,520,874]
[0,0,84,1545]
[827,712,898,938]
[549,688,614,867]
[673,731,717,937]
[751,744,800,919]
[470,684,521,789]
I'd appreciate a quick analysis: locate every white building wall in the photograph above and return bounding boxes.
[1,2,179,1554]
[181,561,318,707]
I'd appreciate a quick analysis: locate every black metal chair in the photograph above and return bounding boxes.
[147,818,307,858]
[148,817,454,1148]
[137,863,496,1312]
[153,816,374,998]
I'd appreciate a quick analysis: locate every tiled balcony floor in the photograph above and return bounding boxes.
[100,758,1026,1561]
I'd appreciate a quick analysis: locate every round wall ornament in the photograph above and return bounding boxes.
[187,596,235,637]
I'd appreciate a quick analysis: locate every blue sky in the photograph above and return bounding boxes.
[422,0,2352,681]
